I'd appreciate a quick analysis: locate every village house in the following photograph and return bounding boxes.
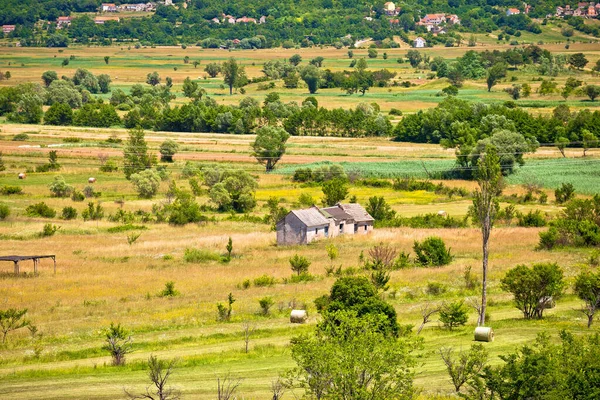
[94,16,120,24]
[276,203,374,246]
[56,16,72,28]
[413,36,426,48]
[101,3,118,12]
[119,3,151,12]
[236,16,257,24]
[506,8,521,15]
[211,17,220,24]
[383,2,400,16]
[421,13,446,25]
[2,25,15,34]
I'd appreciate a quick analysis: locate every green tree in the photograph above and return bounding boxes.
[486,62,507,92]
[41,70,58,87]
[104,56,110,65]
[49,176,73,198]
[159,139,179,162]
[207,169,258,212]
[406,50,422,68]
[97,74,111,94]
[204,62,221,78]
[146,71,160,86]
[368,48,378,59]
[585,85,600,101]
[504,84,521,100]
[413,236,453,266]
[123,127,154,179]
[583,129,598,157]
[574,270,600,328]
[366,196,396,221]
[103,323,132,366]
[501,262,565,319]
[44,102,73,125]
[290,311,417,400]
[182,77,199,98]
[130,169,161,198]
[309,56,324,67]
[439,301,469,329]
[569,52,589,70]
[0,308,29,343]
[251,125,290,172]
[322,178,348,206]
[440,344,488,394]
[125,356,179,400]
[289,254,311,276]
[472,146,502,326]
[300,64,322,94]
[289,54,302,66]
[555,136,570,158]
[222,57,246,95]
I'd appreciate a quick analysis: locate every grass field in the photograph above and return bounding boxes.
[1,40,600,399]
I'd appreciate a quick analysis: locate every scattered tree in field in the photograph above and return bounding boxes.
[289,54,302,66]
[417,302,440,334]
[49,175,73,198]
[554,182,575,203]
[555,136,570,158]
[217,293,235,321]
[0,308,30,343]
[222,57,246,95]
[44,102,73,125]
[41,70,58,87]
[225,237,233,261]
[125,355,179,400]
[182,77,203,99]
[146,71,161,86]
[309,56,324,67]
[251,125,289,172]
[575,270,600,328]
[368,48,378,59]
[406,50,422,67]
[123,127,154,179]
[504,84,521,100]
[62,58,69,67]
[486,62,507,92]
[321,178,348,206]
[207,169,258,213]
[568,53,588,70]
[472,146,502,326]
[289,254,310,276]
[439,301,469,329]
[193,60,200,69]
[583,129,598,156]
[159,139,179,162]
[130,169,161,198]
[440,344,487,394]
[300,64,322,94]
[290,310,417,400]
[0,151,5,172]
[585,85,600,101]
[259,297,274,315]
[413,236,452,267]
[270,379,285,400]
[501,262,565,319]
[204,62,221,78]
[366,196,396,221]
[97,74,111,93]
[347,50,354,58]
[104,56,110,65]
[103,323,132,366]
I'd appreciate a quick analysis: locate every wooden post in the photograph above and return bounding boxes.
[14,260,19,274]
[34,258,38,274]
[53,256,56,274]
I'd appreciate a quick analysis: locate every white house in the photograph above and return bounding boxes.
[101,3,117,12]
[506,8,521,15]
[413,37,426,48]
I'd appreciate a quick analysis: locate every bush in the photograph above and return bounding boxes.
[159,281,179,297]
[426,282,447,296]
[49,176,73,198]
[71,190,85,202]
[517,210,546,227]
[555,183,575,204]
[100,160,118,172]
[25,202,56,218]
[61,206,77,220]
[439,301,469,329]
[12,133,29,141]
[184,248,221,263]
[81,202,104,221]
[413,237,453,266]
[0,185,23,195]
[254,274,276,287]
[389,108,403,116]
[290,254,311,275]
[0,203,10,220]
[130,170,161,198]
[41,223,59,237]
[259,297,274,315]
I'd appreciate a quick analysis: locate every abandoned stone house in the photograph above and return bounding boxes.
[276,203,374,245]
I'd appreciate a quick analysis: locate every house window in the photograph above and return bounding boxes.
[325,226,329,237]
[354,224,358,233]
[365,225,368,231]
[316,228,319,235]
[339,223,344,233]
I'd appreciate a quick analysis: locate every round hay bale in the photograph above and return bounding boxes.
[88,177,96,183]
[18,173,26,179]
[290,309,308,324]
[474,326,494,342]
[437,210,447,217]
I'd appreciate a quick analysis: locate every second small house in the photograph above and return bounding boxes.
[276,203,374,246]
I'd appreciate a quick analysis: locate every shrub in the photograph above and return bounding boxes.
[49,176,73,198]
[0,203,10,220]
[100,160,118,172]
[555,183,575,204]
[41,223,59,237]
[259,297,274,315]
[61,206,77,220]
[83,185,100,198]
[26,202,56,218]
[426,282,447,296]
[439,301,469,329]
[389,108,403,116]
[254,274,276,287]
[0,186,23,195]
[12,133,29,141]
[517,210,546,227]
[81,202,104,221]
[183,248,221,263]
[71,190,85,202]
[413,237,452,267]
[217,293,235,321]
[290,254,311,276]
[501,262,565,319]
[159,281,179,297]
[130,170,161,198]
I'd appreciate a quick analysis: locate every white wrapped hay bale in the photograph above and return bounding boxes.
[88,177,96,183]
[290,309,308,324]
[18,173,26,179]
[474,327,494,342]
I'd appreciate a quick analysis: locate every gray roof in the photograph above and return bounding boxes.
[320,206,354,223]
[290,207,330,227]
[338,203,374,223]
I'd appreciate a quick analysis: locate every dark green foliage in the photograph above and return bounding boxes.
[413,237,453,267]
[555,182,575,204]
[439,301,469,329]
[321,178,348,206]
[259,297,274,315]
[216,293,235,321]
[206,168,258,213]
[61,206,77,220]
[574,270,600,327]
[252,125,289,171]
[123,127,154,180]
[0,203,10,220]
[103,323,132,366]
[378,213,467,229]
[159,281,179,297]
[539,195,600,249]
[159,139,179,162]
[44,102,73,125]
[289,254,310,276]
[0,185,22,195]
[82,202,104,221]
[517,209,546,227]
[366,196,396,221]
[501,262,565,319]
[73,103,120,128]
[25,202,56,218]
[40,223,59,237]
[0,308,30,343]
